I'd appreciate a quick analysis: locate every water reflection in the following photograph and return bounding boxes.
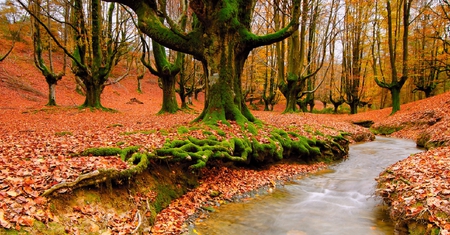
[191,137,422,235]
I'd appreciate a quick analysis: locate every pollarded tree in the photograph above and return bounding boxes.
[279,0,336,113]
[374,0,414,115]
[102,0,301,124]
[30,0,65,106]
[411,1,447,98]
[140,0,188,114]
[141,37,183,114]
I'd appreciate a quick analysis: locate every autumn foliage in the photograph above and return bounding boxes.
[1,37,450,234]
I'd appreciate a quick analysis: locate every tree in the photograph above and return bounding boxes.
[341,1,373,114]
[30,0,65,106]
[279,0,335,113]
[374,0,414,115]
[140,0,188,114]
[177,55,198,109]
[0,0,24,62]
[102,0,300,124]
[409,0,450,98]
[141,37,183,113]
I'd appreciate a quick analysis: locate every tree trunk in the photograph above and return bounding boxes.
[390,85,401,115]
[196,57,255,124]
[47,83,57,106]
[137,74,143,93]
[281,74,302,113]
[111,0,300,123]
[82,76,104,108]
[349,100,358,114]
[159,75,179,114]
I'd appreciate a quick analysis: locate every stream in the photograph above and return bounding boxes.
[190,137,423,235]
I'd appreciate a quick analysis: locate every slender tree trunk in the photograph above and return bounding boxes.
[42,74,62,107]
[47,83,57,106]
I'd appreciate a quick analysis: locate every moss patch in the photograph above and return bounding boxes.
[370,125,403,135]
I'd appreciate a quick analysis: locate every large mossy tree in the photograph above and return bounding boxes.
[103,0,300,124]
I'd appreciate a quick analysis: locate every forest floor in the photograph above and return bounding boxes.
[1,40,450,234]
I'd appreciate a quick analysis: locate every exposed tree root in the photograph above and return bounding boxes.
[43,128,349,197]
[43,147,148,197]
[155,129,349,169]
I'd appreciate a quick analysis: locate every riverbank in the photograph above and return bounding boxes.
[190,137,423,235]
[366,92,450,235]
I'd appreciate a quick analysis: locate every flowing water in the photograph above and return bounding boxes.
[190,137,423,235]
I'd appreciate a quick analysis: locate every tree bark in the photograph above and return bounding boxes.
[82,76,105,108]
[160,75,179,114]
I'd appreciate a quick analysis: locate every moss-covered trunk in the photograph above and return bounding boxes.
[159,75,179,114]
[284,86,300,113]
[195,31,255,125]
[390,85,401,115]
[82,75,105,108]
[117,0,300,123]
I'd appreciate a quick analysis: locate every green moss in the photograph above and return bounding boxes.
[177,126,189,134]
[154,184,182,212]
[159,129,169,136]
[202,130,214,135]
[120,130,154,135]
[80,147,122,156]
[116,141,125,146]
[251,138,280,162]
[120,146,140,161]
[84,192,101,204]
[408,222,427,235]
[55,131,72,136]
[217,130,226,136]
[370,125,403,135]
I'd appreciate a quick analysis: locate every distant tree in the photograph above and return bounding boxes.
[177,55,204,109]
[29,0,65,106]
[140,0,188,114]
[410,0,449,97]
[279,0,335,113]
[0,0,25,62]
[374,0,414,115]
[102,0,301,124]
[141,36,183,114]
[341,1,373,114]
